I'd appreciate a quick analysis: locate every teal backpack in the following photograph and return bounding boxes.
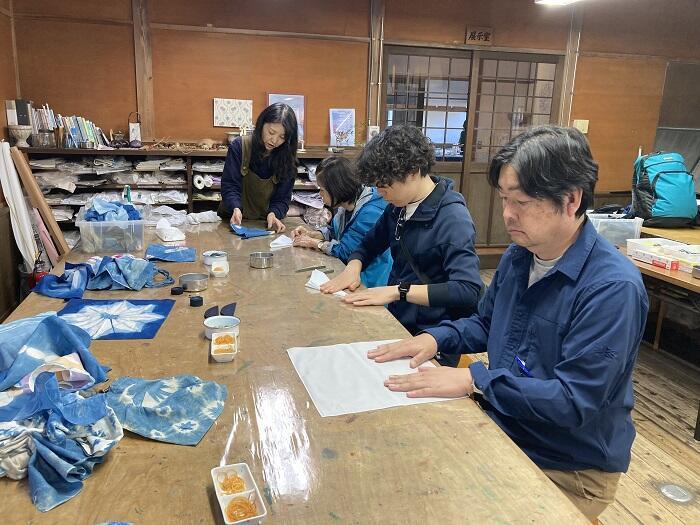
[631,152,698,227]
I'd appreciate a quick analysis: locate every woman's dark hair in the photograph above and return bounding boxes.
[356,124,435,187]
[487,125,598,217]
[252,102,298,180]
[316,156,362,208]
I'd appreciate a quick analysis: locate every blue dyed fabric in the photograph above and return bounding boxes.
[230,224,272,238]
[58,299,174,340]
[105,375,227,446]
[0,313,122,512]
[34,255,174,300]
[145,244,196,262]
[84,199,141,222]
[0,315,108,422]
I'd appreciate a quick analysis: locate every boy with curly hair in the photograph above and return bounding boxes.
[321,125,482,365]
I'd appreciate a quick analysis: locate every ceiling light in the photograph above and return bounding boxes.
[535,0,585,5]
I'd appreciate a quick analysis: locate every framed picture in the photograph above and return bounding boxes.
[268,93,305,141]
[329,108,355,147]
[213,98,253,128]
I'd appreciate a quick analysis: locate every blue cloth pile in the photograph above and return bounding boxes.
[230,224,272,239]
[105,375,227,446]
[84,198,141,222]
[145,244,196,262]
[34,254,174,300]
[0,313,123,512]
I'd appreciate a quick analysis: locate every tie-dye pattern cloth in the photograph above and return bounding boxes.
[105,375,227,446]
[58,299,174,340]
[0,313,122,512]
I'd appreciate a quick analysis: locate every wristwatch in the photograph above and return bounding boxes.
[398,282,411,302]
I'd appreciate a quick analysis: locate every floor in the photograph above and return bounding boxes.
[475,270,700,523]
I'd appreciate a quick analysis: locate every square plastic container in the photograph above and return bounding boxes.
[210,331,238,362]
[75,206,145,253]
[587,214,643,248]
[211,463,267,524]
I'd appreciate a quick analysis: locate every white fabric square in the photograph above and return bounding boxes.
[287,340,453,417]
[305,269,346,297]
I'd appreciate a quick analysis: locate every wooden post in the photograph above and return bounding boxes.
[367,0,385,128]
[132,0,155,141]
[559,4,583,126]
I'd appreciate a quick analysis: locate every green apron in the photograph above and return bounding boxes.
[218,135,278,220]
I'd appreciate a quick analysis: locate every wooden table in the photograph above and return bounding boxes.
[641,225,700,245]
[3,222,587,524]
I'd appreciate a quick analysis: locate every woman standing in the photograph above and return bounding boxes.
[218,103,298,232]
[290,156,392,288]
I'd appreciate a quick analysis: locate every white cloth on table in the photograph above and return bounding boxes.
[270,235,293,249]
[287,340,456,417]
[305,269,347,297]
[155,218,185,242]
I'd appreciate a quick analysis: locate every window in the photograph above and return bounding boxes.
[385,50,472,161]
[472,58,558,163]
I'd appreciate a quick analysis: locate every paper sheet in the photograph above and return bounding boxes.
[287,340,453,417]
[305,269,347,297]
[270,235,293,249]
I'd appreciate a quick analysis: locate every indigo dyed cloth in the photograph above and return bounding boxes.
[0,313,122,512]
[145,244,196,262]
[105,375,227,446]
[230,224,272,239]
[58,299,174,340]
[34,255,174,300]
[84,198,141,222]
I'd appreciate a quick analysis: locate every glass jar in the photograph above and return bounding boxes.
[35,129,56,148]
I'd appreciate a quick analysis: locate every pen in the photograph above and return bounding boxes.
[515,355,533,378]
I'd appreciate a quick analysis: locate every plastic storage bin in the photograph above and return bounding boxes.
[75,206,145,253]
[587,214,643,248]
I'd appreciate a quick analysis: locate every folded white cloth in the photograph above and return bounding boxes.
[155,218,186,242]
[305,269,347,297]
[270,235,293,249]
[186,210,220,224]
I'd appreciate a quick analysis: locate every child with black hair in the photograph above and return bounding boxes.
[321,125,482,365]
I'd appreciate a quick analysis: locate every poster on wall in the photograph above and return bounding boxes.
[329,108,355,147]
[213,98,253,128]
[268,94,305,141]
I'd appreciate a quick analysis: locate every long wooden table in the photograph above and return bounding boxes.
[4,221,587,524]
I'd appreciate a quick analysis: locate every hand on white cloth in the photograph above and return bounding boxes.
[305,269,347,297]
[270,235,294,249]
[155,218,186,242]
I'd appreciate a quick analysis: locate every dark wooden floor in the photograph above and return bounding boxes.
[476,270,700,523]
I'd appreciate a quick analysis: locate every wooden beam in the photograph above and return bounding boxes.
[460,51,481,196]
[383,39,565,56]
[150,22,369,44]
[11,13,132,26]
[367,0,385,127]
[132,0,155,141]
[9,0,20,98]
[0,6,11,17]
[559,4,583,126]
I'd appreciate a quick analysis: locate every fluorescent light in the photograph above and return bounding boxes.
[535,0,585,5]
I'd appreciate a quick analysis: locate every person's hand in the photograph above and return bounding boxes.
[290,225,310,239]
[267,212,286,233]
[229,208,243,226]
[343,286,398,307]
[385,366,473,398]
[368,333,438,368]
[293,234,320,249]
[320,261,362,293]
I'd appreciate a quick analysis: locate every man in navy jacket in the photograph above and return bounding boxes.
[321,125,482,365]
[368,126,648,520]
